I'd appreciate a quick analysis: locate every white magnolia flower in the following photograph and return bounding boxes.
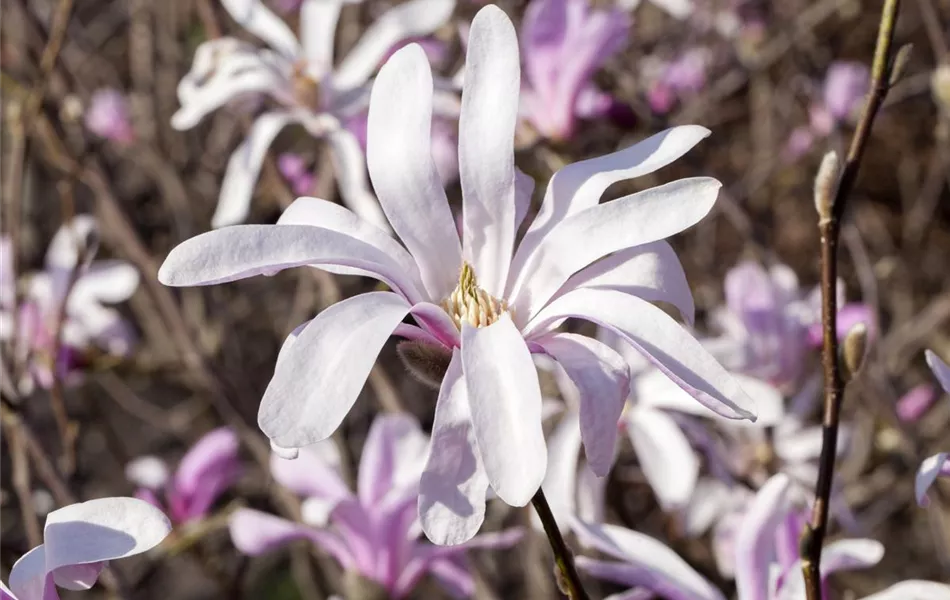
[172,0,457,228]
[2,497,171,600]
[159,6,757,545]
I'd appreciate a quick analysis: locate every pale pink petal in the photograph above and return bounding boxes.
[515,168,535,232]
[269,440,352,517]
[420,349,490,545]
[458,6,521,296]
[332,0,456,92]
[213,112,295,228]
[623,406,698,510]
[512,178,721,321]
[367,44,461,300]
[461,315,547,506]
[357,413,428,508]
[157,225,425,304]
[220,0,300,58]
[576,462,607,524]
[324,128,392,231]
[860,581,950,600]
[8,546,49,600]
[228,508,354,568]
[259,292,411,449]
[51,563,104,591]
[926,350,950,394]
[173,427,242,520]
[916,452,949,507]
[528,289,757,421]
[734,473,792,600]
[538,409,583,531]
[539,332,629,476]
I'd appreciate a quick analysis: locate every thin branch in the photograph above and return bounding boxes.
[4,422,43,547]
[531,489,589,600]
[799,2,903,598]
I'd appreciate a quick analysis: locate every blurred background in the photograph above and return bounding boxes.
[1,0,949,597]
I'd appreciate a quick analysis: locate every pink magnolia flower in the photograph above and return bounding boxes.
[84,89,134,144]
[159,6,756,545]
[896,383,937,423]
[915,350,950,507]
[646,48,710,115]
[1,497,170,600]
[125,427,242,525]
[229,414,522,598]
[277,153,317,196]
[0,217,139,394]
[171,0,458,228]
[519,0,630,141]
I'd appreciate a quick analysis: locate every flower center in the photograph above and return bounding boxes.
[292,61,321,111]
[441,262,508,329]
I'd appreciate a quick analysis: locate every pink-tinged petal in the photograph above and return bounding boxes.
[926,349,950,394]
[270,441,352,512]
[821,538,884,574]
[458,6,520,297]
[212,112,294,228]
[71,261,139,304]
[576,462,607,524]
[9,546,50,600]
[228,508,354,568]
[259,292,411,448]
[896,384,937,423]
[574,558,653,597]
[420,350,490,545]
[514,126,711,275]
[573,521,724,600]
[84,89,134,144]
[332,0,456,92]
[539,333,629,476]
[173,427,242,520]
[358,413,428,508]
[409,303,462,348]
[734,473,792,600]
[157,225,424,304]
[528,289,757,421]
[299,0,341,70]
[46,216,98,271]
[277,196,422,289]
[426,556,475,598]
[682,478,733,537]
[557,241,695,326]
[539,409,583,531]
[823,61,870,121]
[916,452,949,507]
[125,456,170,490]
[324,128,392,232]
[521,0,568,98]
[512,178,721,321]
[515,168,535,232]
[462,315,547,506]
[859,581,950,600]
[623,406,698,510]
[50,563,105,591]
[1,581,18,600]
[367,44,461,300]
[220,0,300,58]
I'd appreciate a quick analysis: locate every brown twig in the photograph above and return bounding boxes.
[531,489,589,600]
[4,422,43,547]
[799,2,903,598]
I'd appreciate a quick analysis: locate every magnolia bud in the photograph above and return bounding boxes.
[842,322,869,380]
[932,64,950,115]
[397,340,453,390]
[814,151,840,226]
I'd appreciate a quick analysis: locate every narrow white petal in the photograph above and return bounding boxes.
[420,350,490,545]
[734,473,792,600]
[8,545,47,600]
[925,349,950,394]
[300,0,342,70]
[461,314,546,506]
[367,44,461,299]
[332,0,457,91]
[259,292,411,447]
[860,581,950,600]
[213,112,294,228]
[358,413,428,508]
[325,128,391,231]
[70,261,139,304]
[624,406,699,510]
[221,0,301,58]
[538,410,583,532]
[459,5,520,296]
[915,452,949,507]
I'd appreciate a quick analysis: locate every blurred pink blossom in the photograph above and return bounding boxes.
[84,89,134,144]
[519,0,631,140]
[647,48,710,115]
[229,414,522,598]
[916,350,950,507]
[277,153,317,196]
[126,427,242,525]
[896,383,937,423]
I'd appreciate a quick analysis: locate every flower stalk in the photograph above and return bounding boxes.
[800,1,904,598]
[531,489,590,600]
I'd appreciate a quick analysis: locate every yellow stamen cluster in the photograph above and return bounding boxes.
[292,61,321,111]
[441,263,508,330]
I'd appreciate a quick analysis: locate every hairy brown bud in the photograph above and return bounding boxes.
[397,340,453,390]
[932,64,950,116]
[814,151,840,226]
[842,322,869,381]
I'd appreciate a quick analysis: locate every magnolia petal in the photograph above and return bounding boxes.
[539,332,629,476]
[325,128,391,231]
[8,546,48,600]
[158,225,424,304]
[51,563,105,591]
[71,261,139,304]
[367,44,461,300]
[277,196,421,285]
[515,126,711,272]
[558,241,695,326]
[915,452,949,507]
[459,5,520,296]
[220,0,300,58]
[358,413,428,508]
[512,177,721,320]
[213,112,294,228]
[259,292,410,448]
[926,349,950,394]
[860,581,950,600]
[1,581,17,600]
[170,67,286,130]
[538,409,583,532]
[462,315,547,506]
[420,350,490,545]
[624,406,699,510]
[734,473,792,600]
[46,216,98,270]
[574,558,662,598]
[528,288,756,421]
[174,428,240,499]
[572,521,725,600]
[299,0,341,70]
[822,538,885,574]
[333,0,457,91]
[270,440,352,516]
[228,508,353,568]
[515,168,535,232]
[125,456,170,490]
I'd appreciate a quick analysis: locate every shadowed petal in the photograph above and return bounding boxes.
[8,546,48,600]
[926,350,950,393]
[916,452,949,507]
[538,409,582,531]
[358,413,428,509]
[623,406,699,510]
[228,508,354,568]
[221,0,300,58]
[270,441,352,521]
[734,473,792,600]
[325,128,392,231]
